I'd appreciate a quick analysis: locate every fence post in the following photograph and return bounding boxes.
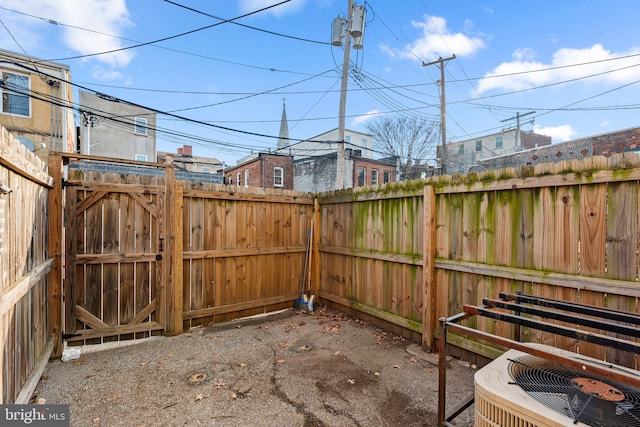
[47,153,63,358]
[422,184,436,351]
[164,157,183,335]
[312,198,321,297]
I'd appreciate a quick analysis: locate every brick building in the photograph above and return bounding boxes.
[293,150,397,193]
[478,126,640,170]
[224,152,294,190]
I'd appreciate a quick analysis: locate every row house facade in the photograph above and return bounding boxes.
[444,129,551,172]
[79,90,157,162]
[224,152,294,190]
[0,49,75,160]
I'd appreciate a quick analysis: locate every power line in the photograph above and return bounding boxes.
[1,60,348,145]
[38,0,293,63]
[164,69,338,113]
[0,4,330,76]
[162,0,330,45]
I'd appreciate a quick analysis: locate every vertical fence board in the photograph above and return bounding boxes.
[436,193,450,321]
[578,183,607,360]
[120,188,135,327]
[448,194,464,319]
[462,192,480,331]
[476,191,495,336]
[605,181,638,367]
[531,186,557,346]
[102,193,119,334]
[555,185,580,352]
[494,190,514,340]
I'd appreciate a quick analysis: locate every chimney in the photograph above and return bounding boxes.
[184,145,193,156]
[177,148,183,155]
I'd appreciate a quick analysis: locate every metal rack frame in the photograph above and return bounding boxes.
[438,292,640,426]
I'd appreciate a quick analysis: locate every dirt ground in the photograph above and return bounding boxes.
[32,306,477,426]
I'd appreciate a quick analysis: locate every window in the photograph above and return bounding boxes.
[135,154,147,161]
[244,169,249,187]
[476,140,482,152]
[236,172,241,186]
[383,171,391,183]
[357,167,366,186]
[496,135,503,149]
[274,167,283,187]
[458,144,464,154]
[345,135,351,143]
[201,168,211,174]
[371,169,378,185]
[228,176,233,185]
[2,72,30,116]
[134,117,147,136]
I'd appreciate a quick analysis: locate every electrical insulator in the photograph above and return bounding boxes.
[350,5,366,38]
[331,17,345,46]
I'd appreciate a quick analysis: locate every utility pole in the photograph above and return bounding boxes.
[423,54,455,175]
[500,111,535,151]
[81,111,98,155]
[336,0,354,190]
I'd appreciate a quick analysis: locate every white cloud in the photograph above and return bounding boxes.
[380,15,486,62]
[351,109,381,128]
[238,0,307,18]
[533,124,577,142]
[477,44,640,94]
[599,119,611,127]
[91,67,124,82]
[0,0,133,67]
[512,48,536,61]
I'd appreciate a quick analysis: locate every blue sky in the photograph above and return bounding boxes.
[1,1,640,166]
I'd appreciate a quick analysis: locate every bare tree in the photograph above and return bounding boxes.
[365,115,439,179]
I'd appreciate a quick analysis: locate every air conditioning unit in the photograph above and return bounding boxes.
[475,343,640,427]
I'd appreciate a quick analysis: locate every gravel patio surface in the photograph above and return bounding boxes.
[32,306,476,426]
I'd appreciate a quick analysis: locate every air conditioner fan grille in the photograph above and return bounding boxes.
[508,355,640,427]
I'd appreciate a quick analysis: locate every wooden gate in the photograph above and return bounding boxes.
[64,180,165,343]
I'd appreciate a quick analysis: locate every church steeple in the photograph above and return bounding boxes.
[277,98,290,150]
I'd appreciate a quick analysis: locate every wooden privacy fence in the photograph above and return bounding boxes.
[8,146,640,403]
[428,154,640,369]
[179,181,315,327]
[317,154,640,369]
[58,154,315,347]
[315,183,426,341]
[0,129,54,404]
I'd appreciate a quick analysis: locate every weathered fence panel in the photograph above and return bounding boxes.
[316,184,425,339]
[63,168,166,345]
[0,128,53,403]
[179,182,315,327]
[432,155,640,368]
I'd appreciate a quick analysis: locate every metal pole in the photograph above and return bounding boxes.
[438,317,447,426]
[336,0,353,190]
